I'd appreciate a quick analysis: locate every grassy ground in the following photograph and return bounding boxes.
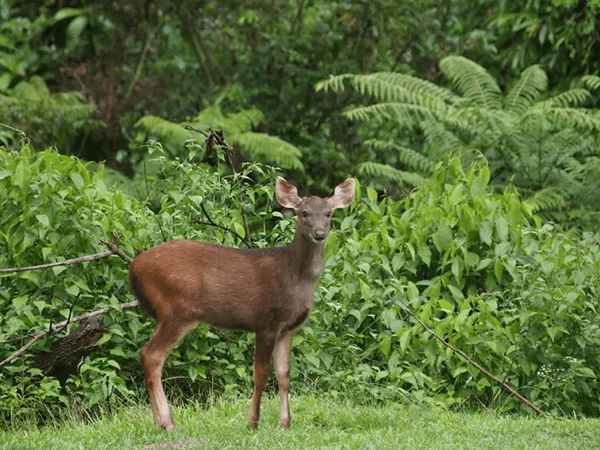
[1,396,599,450]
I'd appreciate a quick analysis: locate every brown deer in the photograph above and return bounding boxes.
[129,178,355,430]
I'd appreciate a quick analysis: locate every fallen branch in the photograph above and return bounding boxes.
[0,301,139,368]
[397,300,543,415]
[0,232,135,368]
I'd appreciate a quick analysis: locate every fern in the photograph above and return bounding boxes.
[365,139,436,174]
[523,187,569,214]
[440,56,502,110]
[1,75,97,151]
[136,105,303,170]
[541,107,600,131]
[318,56,600,223]
[537,89,593,109]
[232,132,303,171]
[504,65,547,114]
[357,161,425,186]
[581,75,600,91]
[343,102,436,123]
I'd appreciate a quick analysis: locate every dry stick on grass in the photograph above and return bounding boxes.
[397,300,543,415]
[0,232,136,368]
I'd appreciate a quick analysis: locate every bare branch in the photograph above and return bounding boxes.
[0,251,113,273]
[1,232,131,274]
[398,300,543,415]
[0,301,140,368]
[99,231,133,263]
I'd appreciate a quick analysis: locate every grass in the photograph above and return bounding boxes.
[1,396,600,450]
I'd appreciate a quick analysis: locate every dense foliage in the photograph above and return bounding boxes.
[2,146,600,423]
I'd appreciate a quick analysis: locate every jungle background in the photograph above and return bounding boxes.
[2,0,600,425]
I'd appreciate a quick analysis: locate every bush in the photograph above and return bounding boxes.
[2,145,600,423]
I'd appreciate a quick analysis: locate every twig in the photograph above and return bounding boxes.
[397,300,543,415]
[0,301,140,367]
[195,203,252,248]
[185,125,208,138]
[99,231,133,263]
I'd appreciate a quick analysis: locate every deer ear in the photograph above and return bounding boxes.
[329,178,355,210]
[276,178,301,210]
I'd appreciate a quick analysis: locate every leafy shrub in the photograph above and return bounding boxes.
[2,144,600,424]
[310,154,600,415]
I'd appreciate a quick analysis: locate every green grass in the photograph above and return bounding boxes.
[1,396,599,450]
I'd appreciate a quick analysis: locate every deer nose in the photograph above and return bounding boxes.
[313,229,327,241]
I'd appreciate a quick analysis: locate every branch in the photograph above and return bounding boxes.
[0,232,131,273]
[0,251,113,273]
[194,202,252,248]
[397,300,543,415]
[0,301,140,368]
[99,231,133,263]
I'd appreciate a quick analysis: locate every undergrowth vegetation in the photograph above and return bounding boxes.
[2,143,600,427]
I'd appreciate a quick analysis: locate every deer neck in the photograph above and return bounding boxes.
[287,233,325,282]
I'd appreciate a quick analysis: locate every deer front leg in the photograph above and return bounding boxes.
[248,331,276,429]
[273,330,294,428]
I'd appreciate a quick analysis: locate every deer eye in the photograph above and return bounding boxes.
[302,210,309,218]
[325,211,331,218]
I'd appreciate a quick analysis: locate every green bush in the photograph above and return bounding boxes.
[2,145,600,424]
[311,155,600,415]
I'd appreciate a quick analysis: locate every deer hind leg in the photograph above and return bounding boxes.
[141,319,196,431]
[273,330,294,428]
[247,331,277,429]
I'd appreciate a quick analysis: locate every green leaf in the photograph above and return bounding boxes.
[36,214,50,228]
[494,258,504,281]
[479,221,492,245]
[379,336,392,358]
[70,173,84,189]
[433,224,453,252]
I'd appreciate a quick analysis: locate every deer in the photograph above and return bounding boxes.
[128,177,355,430]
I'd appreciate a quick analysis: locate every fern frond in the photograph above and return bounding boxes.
[232,132,303,171]
[536,89,592,109]
[193,105,225,126]
[523,187,569,213]
[537,107,600,131]
[357,161,425,186]
[221,108,264,135]
[135,115,191,144]
[315,74,356,93]
[581,75,600,91]
[12,75,51,100]
[440,56,502,110]
[365,139,436,174]
[343,102,435,123]
[368,72,461,104]
[445,107,510,137]
[505,65,547,114]
[421,120,465,156]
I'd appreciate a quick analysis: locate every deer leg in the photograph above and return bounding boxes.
[141,319,196,431]
[247,331,277,429]
[273,330,294,428]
